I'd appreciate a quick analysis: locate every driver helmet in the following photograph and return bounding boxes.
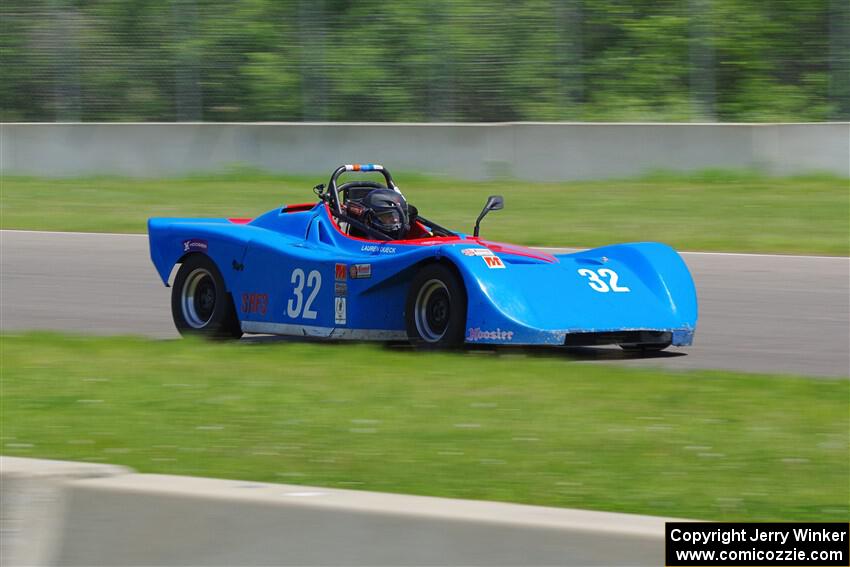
[349,188,410,240]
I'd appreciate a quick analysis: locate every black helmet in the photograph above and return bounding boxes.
[355,188,410,240]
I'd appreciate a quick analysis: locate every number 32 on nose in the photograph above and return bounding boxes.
[577,268,631,293]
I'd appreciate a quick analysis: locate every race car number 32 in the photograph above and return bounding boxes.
[287,268,321,319]
[577,268,630,293]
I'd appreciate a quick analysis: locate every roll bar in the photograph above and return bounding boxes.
[316,163,455,240]
[326,163,399,216]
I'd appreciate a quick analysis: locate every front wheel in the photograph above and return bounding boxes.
[405,263,467,348]
[171,254,242,339]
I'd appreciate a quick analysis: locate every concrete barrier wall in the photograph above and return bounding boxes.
[1,456,680,566]
[0,457,130,567]
[1,122,847,180]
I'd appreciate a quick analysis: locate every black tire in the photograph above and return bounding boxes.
[171,254,243,339]
[405,263,467,349]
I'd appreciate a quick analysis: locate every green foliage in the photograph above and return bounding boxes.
[1,0,846,122]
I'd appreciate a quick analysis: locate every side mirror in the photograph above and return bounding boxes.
[473,195,504,237]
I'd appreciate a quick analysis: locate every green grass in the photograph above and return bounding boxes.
[1,169,847,254]
[2,332,847,521]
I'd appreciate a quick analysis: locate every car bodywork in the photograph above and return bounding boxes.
[148,172,698,347]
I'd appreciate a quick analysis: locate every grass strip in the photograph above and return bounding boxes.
[1,169,847,255]
[2,332,847,521]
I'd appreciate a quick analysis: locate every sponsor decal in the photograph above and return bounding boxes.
[350,264,372,279]
[483,255,505,269]
[335,282,348,296]
[182,238,208,253]
[467,327,514,342]
[461,247,494,257]
[241,293,269,316]
[335,263,347,281]
[334,297,347,325]
[360,245,396,254]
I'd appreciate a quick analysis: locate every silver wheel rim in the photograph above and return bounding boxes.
[181,268,215,328]
[414,279,451,343]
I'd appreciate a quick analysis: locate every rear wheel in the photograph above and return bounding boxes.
[405,263,467,348]
[171,254,242,339]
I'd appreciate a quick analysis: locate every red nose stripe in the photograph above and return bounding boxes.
[478,241,557,263]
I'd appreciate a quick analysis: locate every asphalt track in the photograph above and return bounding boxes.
[1,230,848,378]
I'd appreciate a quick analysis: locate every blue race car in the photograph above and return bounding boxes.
[148,164,697,350]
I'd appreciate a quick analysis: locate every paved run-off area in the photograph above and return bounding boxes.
[1,229,848,377]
